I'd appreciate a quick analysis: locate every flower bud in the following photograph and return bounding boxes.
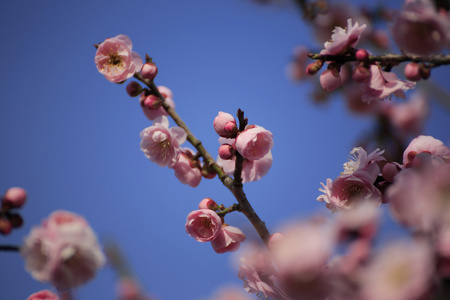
[213,112,238,138]
[0,218,12,235]
[141,63,158,81]
[306,60,324,76]
[2,187,27,208]
[404,63,421,81]
[198,198,219,210]
[125,81,143,97]
[218,144,235,160]
[320,68,341,92]
[143,94,161,110]
[355,49,369,62]
[382,162,402,182]
[352,65,371,83]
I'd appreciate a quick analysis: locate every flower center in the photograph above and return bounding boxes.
[108,52,123,67]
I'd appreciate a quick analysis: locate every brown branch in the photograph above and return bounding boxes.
[0,244,20,252]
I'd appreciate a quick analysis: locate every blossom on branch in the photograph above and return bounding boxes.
[21,211,105,289]
[235,125,273,161]
[95,34,143,83]
[185,209,222,242]
[170,148,202,187]
[211,225,246,253]
[140,86,176,121]
[217,150,273,183]
[402,135,450,167]
[140,116,186,167]
[320,19,366,55]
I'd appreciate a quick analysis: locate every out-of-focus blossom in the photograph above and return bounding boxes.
[238,251,287,300]
[21,211,106,289]
[27,290,59,300]
[320,19,366,55]
[344,82,381,114]
[382,93,428,135]
[207,286,252,300]
[140,86,176,121]
[362,65,415,104]
[381,162,403,183]
[402,135,450,167]
[170,148,202,187]
[334,201,380,241]
[116,277,153,300]
[342,147,385,182]
[185,209,222,242]
[95,34,143,83]
[217,151,273,183]
[287,46,310,81]
[392,0,450,55]
[359,240,434,300]
[211,225,246,253]
[404,62,422,81]
[317,171,382,212]
[140,116,186,167]
[319,68,342,92]
[2,186,27,208]
[214,112,237,138]
[236,125,273,161]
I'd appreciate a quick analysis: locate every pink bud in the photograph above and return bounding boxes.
[306,60,324,76]
[0,218,12,235]
[404,63,421,81]
[198,198,219,210]
[218,144,235,160]
[26,290,59,300]
[143,95,161,110]
[355,49,369,61]
[141,63,158,81]
[268,232,284,250]
[213,112,237,138]
[320,69,341,92]
[125,81,142,97]
[352,65,371,83]
[2,187,27,208]
[382,162,402,182]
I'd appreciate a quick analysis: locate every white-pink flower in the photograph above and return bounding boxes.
[217,150,273,183]
[362,65,416,103]
[21,211,106,289]
[27,290,59,300]
[211,225,246,254]
[403,135,450,167]
[170,148,202,187]
[95,34,143,83]
[236,125,273,161]
[320,19,367,55]
[342,147,385,182]
[140,116,186,167]
[185,209,222,242]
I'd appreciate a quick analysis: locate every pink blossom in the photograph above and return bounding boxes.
[198,198,218,210]
[402,135,450,167]
[21,211,105,289]
[319,69,342,92]
[359,240,434,300]
[140,86,176,121]
[211,225,246,253]
[320,19,366,55]
[140,116,186,167]
[317,171,383,212]
[217,150,273,183]
[381,162,403,183]
[287,46,311,81]
[392,0,450,55]
[95,34,143,83]
[2,186,27,208]
[141,62,158,81]
[170,148,202,187]
[27,290,59,300]
[334,201,380,241]
[235,125,273,161]
[207,286,252,300]
[185,209,222,242]
[342,147,385,182]
[362,65,416,104]
[213,112,237,138]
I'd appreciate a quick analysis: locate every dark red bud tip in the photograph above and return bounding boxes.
[126,81,143,97]
[355,49,369,62]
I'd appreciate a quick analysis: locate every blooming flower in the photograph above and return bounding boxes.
[170,148,202,187]
[27,290,59,300]
[362,65,416,104]
[342,147,385,182]
[140,116,186,167]
[211,225,246,253]
[235,125,273,161]
[185,209,222,242]
[95,34,143,83]
[320,19,367,55]
[402,135,450,167]
[21,211,106,289]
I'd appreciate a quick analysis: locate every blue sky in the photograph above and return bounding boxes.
[1,0,449,299]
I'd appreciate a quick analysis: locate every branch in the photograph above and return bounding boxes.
[0,244,20,252]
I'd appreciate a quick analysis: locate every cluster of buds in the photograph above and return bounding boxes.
[185,198,246,254]
[0,187,26,235]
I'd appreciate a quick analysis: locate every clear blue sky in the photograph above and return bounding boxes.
[1,0,449,299]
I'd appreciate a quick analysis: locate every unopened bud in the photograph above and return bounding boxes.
[0,218,12,235]
[2,187,27,209]
[404,63,421,81]
[320,67,341,92]
[126,81,143,97]
[306,60,324,76]
[141,63,158,81]
[199,198,219,210]
[143,95,161,110]
[355,49,369,62]
[224,122,238,137]
[201,163,217,179]
[218,144,235,160]
[352,65,371,83]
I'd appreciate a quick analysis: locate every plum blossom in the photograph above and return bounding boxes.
[185,209,222,242]
[21,211,105,289]
[319,68,342,92]
[362,65,416,104]
[402,135,450,167]
[140,116,186,167]
[27,290,59,300]
[334,201,380,241]
[342,147,385,182]
[140,86,176,121]
[392,0,450,55]
[95,34,143,83]
[235,125,273,161]
[2,186,27,208]
[170,148,202,187]
[211,225,246,254]
[217,151,273,183]
[320,19,367,55]
[317,170,383,212]
[214,112,238,138]
[359,240,434,300]
[207,286,252,300]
